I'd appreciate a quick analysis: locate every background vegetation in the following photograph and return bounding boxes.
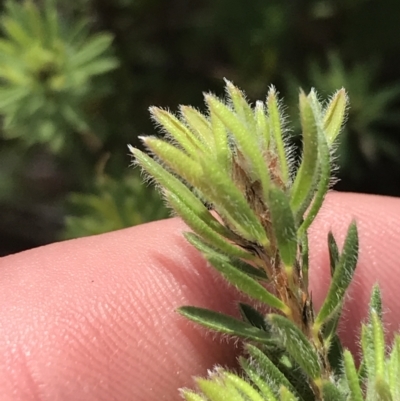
[1,0,400,255]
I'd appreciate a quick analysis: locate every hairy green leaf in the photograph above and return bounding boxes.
[327,231,340,277]
[269,314,321,380]
[322,302,342,341]
[224,372,266,401]
[269,186,298,269]
[208,103,230,171]
[361,323,375,379]
[255,100,270,148]
[196,377,243,401]
[300,234,309,289]
[314,221,358,329]
[326,333,344,375]
[150,107,206,156]
[290,90,319,217]
[321,381,346,401]
[181,390,206,401]
[178,307,274,344]
[205,93,271,200]
[267,86,289,184]
[198,160,269,246]
[343,349,363,401]
[225,79,256,132]
[204,252,288,313]
[239,303,268,331]
[323,88,348,145]
[245,344,300,397]
[371,309,385,377]
[184,232,260,268]
[180,105,213,151]
[370,284,383,320]
[131,147,231,238]
[142,136,202,184]
[168,192,257,259]
[239,357,279,400]
[297,91,331,237]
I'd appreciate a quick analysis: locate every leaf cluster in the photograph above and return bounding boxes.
[181,286,400,401]
[0,0,118,151]
[130,81,374,400]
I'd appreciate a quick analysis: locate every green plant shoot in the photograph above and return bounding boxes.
[130,80,397,400]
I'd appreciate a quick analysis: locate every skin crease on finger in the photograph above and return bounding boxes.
[0,193,399,401]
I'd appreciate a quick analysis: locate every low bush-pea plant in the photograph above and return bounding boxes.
[129,80,400,400]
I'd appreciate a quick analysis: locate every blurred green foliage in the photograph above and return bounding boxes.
[1,0,400,254]
[0,0,118,151]
[63,171,168,239]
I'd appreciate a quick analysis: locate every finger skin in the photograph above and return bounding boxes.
[0,192,399,400]
[0,218,239,401]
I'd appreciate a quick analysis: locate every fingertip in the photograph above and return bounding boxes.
[0,218,239,401]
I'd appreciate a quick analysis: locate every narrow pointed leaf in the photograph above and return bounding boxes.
[267,86,289,183]
[370,284,383,320]
[205,94,271,199]
[358,359,368,386]
[255,100,270,147]
[272,358,314,401]
[181,390,206,401]
[314,221,358,328]
[199,161,269,246]
[167,192,255,259]
[142,137,202,184]
[328,231,339,277]
[204,252,289,313]
[180,105,213,150]
[196,377,243,401]
[343,349,363,401]
[208,107,230,170]
[269,314,321,380]
[298,91,331,236]
[131,147,232,239]
[239,303,268,331]
[361,324,375,376]
[322,302,342,341]
[245,344,300,397]
[224,372,266,401]
[178,306,274,344]
[323,88,348,145]
[150,107,206,156]
[290,91,319,216]
[225,79,256,132]
[371,309,385,377]
[184,232,258,268]
[269,186,298,268]
[239,357,279,401]
[326,334,343,375]
[300,234,309,289]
